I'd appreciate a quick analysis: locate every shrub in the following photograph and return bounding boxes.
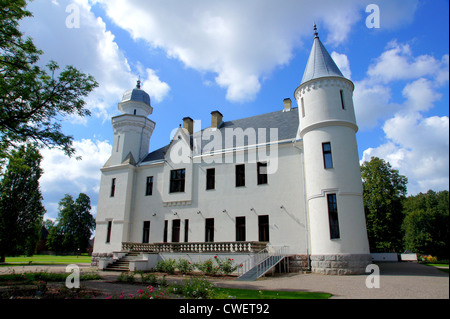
[195,259,219,276]
[155,259,177,274]
[177,258,194,274]
[419,255,438,263]
[117,272,135,282]
[134,285,169,299]
[139,272,158,285]
[213,256,239,275]
[170,276,216,299]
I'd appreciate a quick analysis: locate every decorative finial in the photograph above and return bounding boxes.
[314,23,319,38]
[136,77,141,89]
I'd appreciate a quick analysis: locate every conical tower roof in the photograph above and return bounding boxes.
[301,25,345,85]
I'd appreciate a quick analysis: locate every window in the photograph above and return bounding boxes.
[184,219,189,242]
[110,178,116,197]
[258,215,270,242]
[235,164,245,187]
[145,176,153,196]
[206,168,215,190]
[257,162,268,185]
[327,194,340,239]
[236,217,246,242]
[322,143,333,169]
[170,169,185,193]
[142,221,150,243]
[163,220,168,243]
[106,221,112,244]
[301,97,305,117]
[205,218,214,242]
[172,219,181,243]
[340,90,345,110]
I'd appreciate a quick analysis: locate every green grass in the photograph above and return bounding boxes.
[2,255,91,266]
[423,262,449,274]
[426,263,449,267]
[214,287,332,299]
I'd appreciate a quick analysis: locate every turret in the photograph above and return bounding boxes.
[108,80,156,166]
[295,25,371,274]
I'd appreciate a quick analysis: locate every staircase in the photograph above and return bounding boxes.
[104,252,140,271]
[237,246,289,281]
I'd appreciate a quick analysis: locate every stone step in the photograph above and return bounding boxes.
[103,252,139,272]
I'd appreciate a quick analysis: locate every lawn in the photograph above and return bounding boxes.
[2,255,91,266]
[214,287,331,299]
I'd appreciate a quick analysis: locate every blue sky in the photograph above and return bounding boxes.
[18,0,449,220]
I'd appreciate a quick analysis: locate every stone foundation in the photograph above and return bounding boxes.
[310,254,372,275]
[91,253,113,267]
[288,255,310,273]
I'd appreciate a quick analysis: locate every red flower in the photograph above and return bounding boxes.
[214,256,217,258]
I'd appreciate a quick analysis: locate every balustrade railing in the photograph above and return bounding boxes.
[122,241,268,253]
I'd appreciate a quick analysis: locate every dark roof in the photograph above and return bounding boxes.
[301,35,344,85]
[141,107,299,163]
[122,87,151,106]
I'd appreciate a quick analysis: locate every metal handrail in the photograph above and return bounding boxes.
[237,247,268,277]
[256,246,289,279]
[237,245,289,279]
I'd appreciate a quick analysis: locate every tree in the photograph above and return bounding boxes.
[0,144,45,262]
[402,190,449,259]
[361,157,408,252]
[0,0,98,163]
[47,193,95,253]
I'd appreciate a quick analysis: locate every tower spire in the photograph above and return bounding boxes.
[136,77,141,89]
[314,23,319,38]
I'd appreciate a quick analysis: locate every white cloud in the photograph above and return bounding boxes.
[96,0,418,102]
[401,78,442,113]
[362,114,449,195]
[367,41,449,84]
[354,39,449,130]
[354,80,399,129]
[331,51,352,79]
[40,139,112,219]
[141,68,171,103]
[358,40,449,194]
[20,0,170,121]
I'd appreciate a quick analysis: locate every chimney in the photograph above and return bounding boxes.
[211,111,223,128]
[183,117,194,135]
[283,98,292,112]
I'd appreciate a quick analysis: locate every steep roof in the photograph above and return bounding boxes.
[301,30,344,85]
[141,108,300,163]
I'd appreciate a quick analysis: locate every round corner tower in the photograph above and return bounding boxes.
[295,26,371,274]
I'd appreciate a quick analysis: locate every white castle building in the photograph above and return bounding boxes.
[92,28,371,276]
